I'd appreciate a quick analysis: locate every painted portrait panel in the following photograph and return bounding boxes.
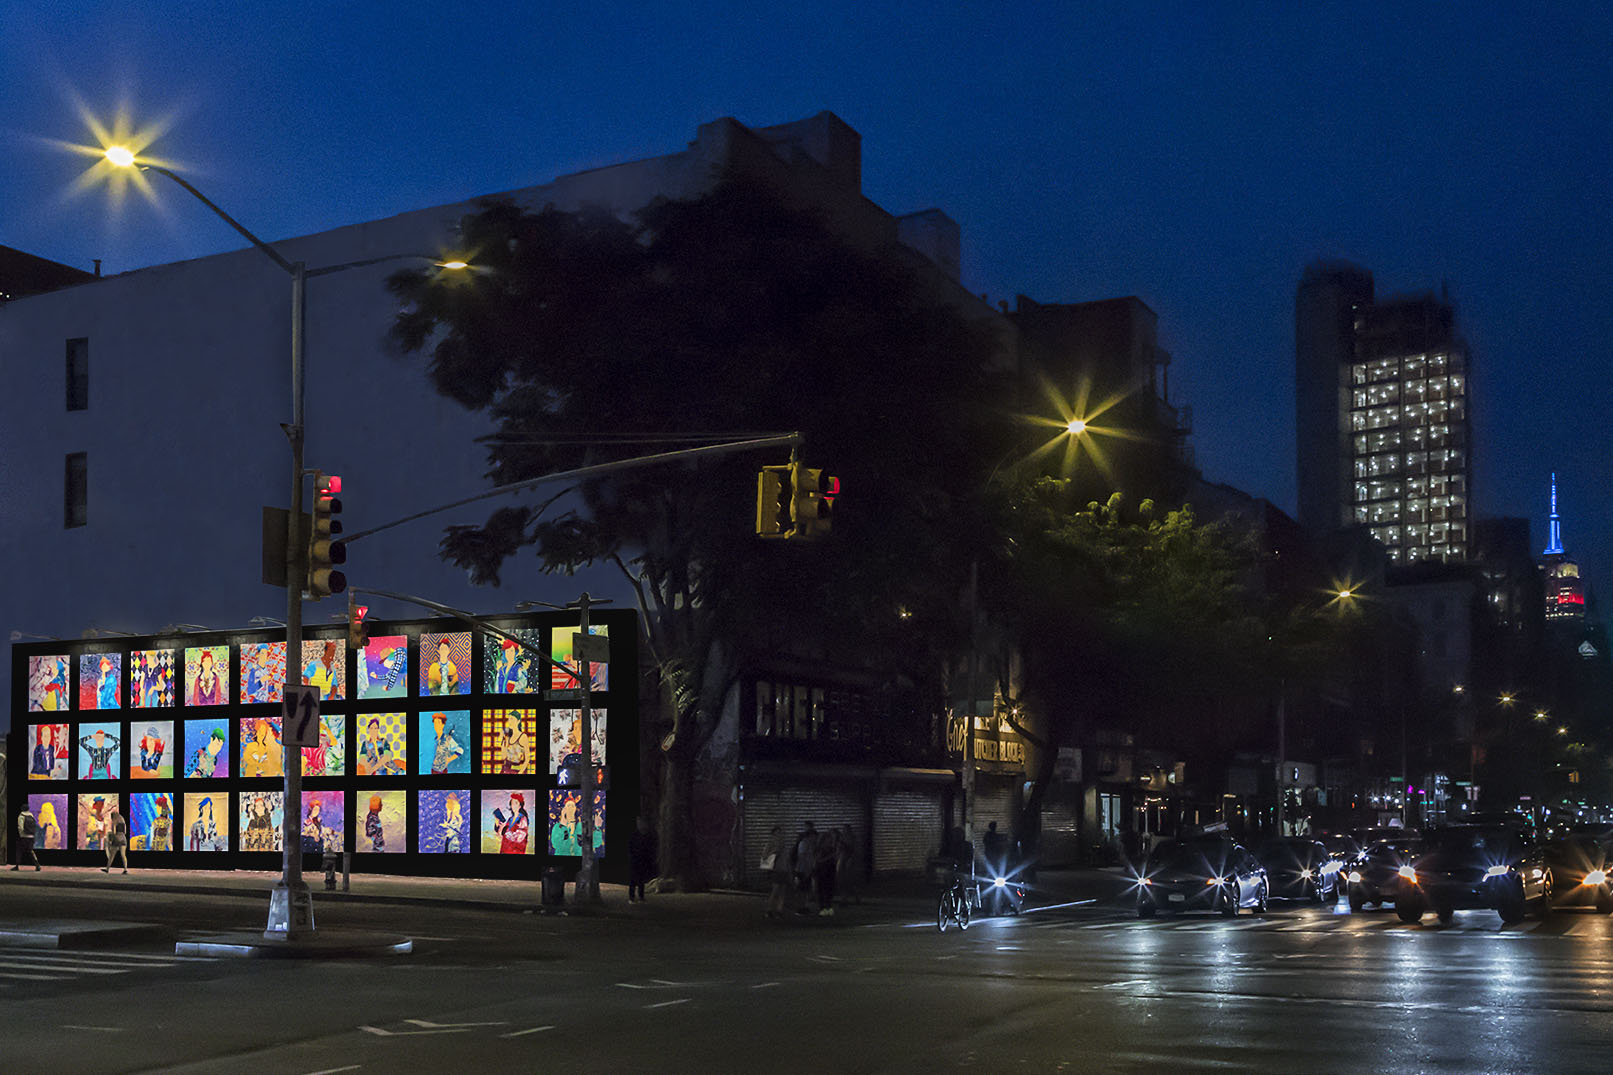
[300,790,346,853]
[130,720,174,779]
[548,791,606,858]
[183,646,230,707]
[27,654,72,712]
[240,641,287,704]
[183,793,227,851]
[419,631,471,697]
[183,718,231,779]
[129,792,176,852]
[483,630,541,695]
[77,721,123,781]
[301,714,347,778]
[77,793,118,851]
[355,713,408,777]
[482,709,537,776]
[356,635,409,700]
[549,709,608,777]
[419,789,470,854]
[27,723,69,780]
[480,789,537,855]
[415,711,471,775]
[299,638,346,701]
[27,794,68,851]
[551,624,608,692]
[129,649,175,709]
[357,790,407,854]
[239,791,285,852]
[79,653,123,710]
[240,716,284,778]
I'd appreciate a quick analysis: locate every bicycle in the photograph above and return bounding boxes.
[937,873,977,932]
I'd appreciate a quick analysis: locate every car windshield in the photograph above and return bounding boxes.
[1257,839,1318,861]
[1426,828,1521,859]
[1151,839,1232,871]
[1368,838,1422,858]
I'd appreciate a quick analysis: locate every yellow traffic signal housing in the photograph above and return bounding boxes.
[756,465,792,538]
[347,592,370,650]
[788,461,837,539]
[306,472,347,599]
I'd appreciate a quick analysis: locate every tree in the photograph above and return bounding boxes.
[979,482,1270,850]
[388,179,1000,886]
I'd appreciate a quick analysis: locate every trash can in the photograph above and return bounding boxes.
[542,866,567,908]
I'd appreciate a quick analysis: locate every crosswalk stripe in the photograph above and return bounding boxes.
[0,971,72,981]
[0,960,130,975]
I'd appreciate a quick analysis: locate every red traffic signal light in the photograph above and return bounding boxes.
[788,463,836,539]
[307,472,347,598]
[347,593,369,650]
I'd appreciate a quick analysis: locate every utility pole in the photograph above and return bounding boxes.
[1275,680,1286,837]
[573,592,609,904]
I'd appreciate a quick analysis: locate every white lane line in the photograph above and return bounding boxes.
[1023,899,1098,914]
[60,1024,124,1032]
[645,998,691,1010]
[750,982,781,989]
[0,972,72,981]
[302,1066,362,1075]
[500,1025,555,1038]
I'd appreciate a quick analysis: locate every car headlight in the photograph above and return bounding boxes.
[993,877,1007,888]
[1300,868,1313,879]
[1484,865,1511,879]
[1206,876,1223,886]
[1348,870,1362,883]
[1139,877,1152,887]
[1398,866,1417,881]
[1585,870,1607,886]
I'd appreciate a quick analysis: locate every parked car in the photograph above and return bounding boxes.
[1346,835,1424,911]
[1544,834,1613,913]
[1396,824,1552,925]
[1136,836,1268,918]
[1256,837,1340,902]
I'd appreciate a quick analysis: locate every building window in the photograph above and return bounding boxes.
[65,452,87,528]
[66,338,89,411]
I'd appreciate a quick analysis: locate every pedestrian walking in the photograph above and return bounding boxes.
[627,815,657,902]
[835,824,861,905]
[103,806,129,874]
[792,821,819,915]
[814,825,840,916]
[762,824,791,918]
[11,805,40,871]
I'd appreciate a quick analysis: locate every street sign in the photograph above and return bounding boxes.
[283,684,321,747]
[573,633,610,664]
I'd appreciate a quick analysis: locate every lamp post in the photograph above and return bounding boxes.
[1275,585,1356,837]
[102,146,463,938]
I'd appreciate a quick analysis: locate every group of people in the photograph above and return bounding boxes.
[761,820,860,918]
[10,803,127,873]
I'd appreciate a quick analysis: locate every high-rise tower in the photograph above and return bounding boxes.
[1295,264,1472,564]
[1542,472,1585,622]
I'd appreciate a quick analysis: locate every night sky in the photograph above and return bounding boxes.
[5,4,1610,605]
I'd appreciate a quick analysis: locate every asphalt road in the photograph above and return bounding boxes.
[2,883,1610,1074]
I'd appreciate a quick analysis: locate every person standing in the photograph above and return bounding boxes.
[792,821,819,915]
[835,825,861,906]
[762,824,791,918]
[11,805,40,871]
[983,821,1008,879]
[814,825,840,916]
[627,815,657,903]
[103,806,129,873]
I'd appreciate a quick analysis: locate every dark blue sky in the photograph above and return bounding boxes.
[6,4,1610,604]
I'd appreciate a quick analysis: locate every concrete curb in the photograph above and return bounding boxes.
[175,929,413,959]
[0,920,170,949]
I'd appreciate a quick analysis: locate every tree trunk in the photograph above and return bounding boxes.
[657,741,705,892]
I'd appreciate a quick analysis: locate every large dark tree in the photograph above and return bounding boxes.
[388,179,1001,886]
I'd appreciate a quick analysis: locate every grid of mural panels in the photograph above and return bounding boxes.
[7,611,633,881]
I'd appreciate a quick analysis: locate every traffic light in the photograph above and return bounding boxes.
[306,472,347,598]
[755,465,792,538]
[347,592,369,650]
[788,461,837,539]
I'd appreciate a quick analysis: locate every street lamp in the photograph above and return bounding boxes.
[102,143,465,938]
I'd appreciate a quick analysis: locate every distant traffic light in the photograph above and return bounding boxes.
[788,461,837,539]
[306,473,347,598]
[755,465,792,539]
[347,592,369,650]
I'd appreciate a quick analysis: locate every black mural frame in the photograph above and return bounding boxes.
[5,609,638,883]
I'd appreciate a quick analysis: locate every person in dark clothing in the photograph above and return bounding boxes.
[983,821,1008,878]
[12,806,40,870]
[627,815,657,902]
[814,826,840,916]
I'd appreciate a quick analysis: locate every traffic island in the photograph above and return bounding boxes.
[0,919,170,949]
[175,929,413,959]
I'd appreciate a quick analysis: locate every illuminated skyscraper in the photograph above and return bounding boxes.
[1295,263,1472,564]
[1541,472,1586,622]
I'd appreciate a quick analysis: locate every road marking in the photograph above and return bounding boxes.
[302,1066,362,1075]
[0,961,129,975]
[751,982,781,989]
[403,1020,507,1029]
[500,1025,555,1038]
[0,972,70,981]
[60,1025,124,1032]
[360,1019,508,1037]
[645,998,691,1009]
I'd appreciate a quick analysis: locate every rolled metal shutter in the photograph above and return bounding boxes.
[740,784,865,890]
[971,778,1016,836]
[871,787,945,874]
[1038,790,1081,866]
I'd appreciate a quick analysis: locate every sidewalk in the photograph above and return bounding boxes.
[0,863,1136,920]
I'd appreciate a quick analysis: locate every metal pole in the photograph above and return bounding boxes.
[576,592,600,904]
[963,559,979,848]
[1275,680,1286,837]
[267,262,313,938]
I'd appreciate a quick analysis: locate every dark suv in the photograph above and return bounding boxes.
[1397,824,1552,925]
[1346,835,1423,911]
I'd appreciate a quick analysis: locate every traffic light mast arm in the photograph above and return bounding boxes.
[340,432,804,546]
[348,586,586,683]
